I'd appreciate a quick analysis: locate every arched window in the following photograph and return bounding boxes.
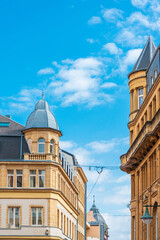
[38,138,45,153]
[27,139,32,152]
[50,140,54,153]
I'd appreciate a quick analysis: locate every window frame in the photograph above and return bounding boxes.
[38,170,45,188]
[30,170,36,188]
[16,170,23,188]
[138,88,143,109]
[31,207,43,226]
[38,138,45,153]
[7,170,14,188]
[50,139,54,154]
[8,207,20,228]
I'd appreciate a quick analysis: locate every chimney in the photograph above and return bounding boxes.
[5,115,11,119]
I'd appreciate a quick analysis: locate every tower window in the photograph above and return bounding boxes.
[155,68,158,80]
[50,140,54,153]
[138,88,143,109]
[38,138,45,153]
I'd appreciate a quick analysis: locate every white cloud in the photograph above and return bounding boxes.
[103,43,123,55]
[59,140,76,150]
[102,8,123,22]
[103,212,131,240]
[101,82,118,89]
[87,141,116,153]
[72,147,94,165]
[37,67,54,75]
[86,38,97,44]
[103,185,131,205]
[119,48,142,72]
[88,16,102,25]
[47,57,116,107]
[87,137,129,153]
[131,0,149,8]
[116,174,130,183]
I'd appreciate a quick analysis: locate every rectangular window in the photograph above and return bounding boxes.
[0,122,10,127]
[38,170,45,188]
[8,207,20,228]
[30,170,36,188]
[138,88,143,109]
[16,170,23,188]
[7,170,14,188]
[31,208,43,225]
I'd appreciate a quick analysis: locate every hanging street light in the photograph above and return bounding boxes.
[141,205,153,224]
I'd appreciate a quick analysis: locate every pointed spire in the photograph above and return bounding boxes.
[130,35,156,76]
[93,195,95,205]
[42,91,44,100]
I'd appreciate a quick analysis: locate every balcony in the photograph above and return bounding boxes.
[23,153,56,161]
[120,108,160,172]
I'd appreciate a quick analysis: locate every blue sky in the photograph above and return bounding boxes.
[1,0,160,239]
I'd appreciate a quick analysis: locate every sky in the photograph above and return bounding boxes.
[1,0,160,239]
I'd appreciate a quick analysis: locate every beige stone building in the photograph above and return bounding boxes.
[0,98,87,240]
[120,36,160,240]
[86,197,109,240]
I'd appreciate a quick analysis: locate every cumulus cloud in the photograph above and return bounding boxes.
[46,57,117,107]
[60,140,76,150]
[103,212,131,240]
[102,8,123,22]
[119,48,142,72]
[131,0,149,8]
[103,43,123,55]
[88,16,102,25]
[103,185,131,205]
[101,82,118,89]
[37,67,54,75]
[87,137,129,153]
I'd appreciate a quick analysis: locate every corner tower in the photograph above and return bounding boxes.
[128,36,156,146]
[23,97,62,162]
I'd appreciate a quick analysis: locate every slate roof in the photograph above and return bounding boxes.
[25,99,59,130]
[129,35,157,77]
[0,115,30,159]
[89,201,108,228]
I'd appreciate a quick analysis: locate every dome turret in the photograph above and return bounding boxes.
[25,99,59,130]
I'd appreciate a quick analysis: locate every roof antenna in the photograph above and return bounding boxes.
[42,90,44,100]
[93,195,95,205]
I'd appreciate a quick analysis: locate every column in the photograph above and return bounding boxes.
[134,88,138,110]
[130,90,133,112]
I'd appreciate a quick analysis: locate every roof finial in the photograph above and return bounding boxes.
[93,195,95,205]
[42,90,44,100]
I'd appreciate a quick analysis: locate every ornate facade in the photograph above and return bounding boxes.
[0,98,87,240]
[120,36,160,239]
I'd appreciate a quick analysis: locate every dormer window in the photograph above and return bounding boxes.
[50,140,54,153]
[38,138,45,153]
[155,68,158,80]
[0,122,10,127]
[138,88,143,109]
[151,75,154,85]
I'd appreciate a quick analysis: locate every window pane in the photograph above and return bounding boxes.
[9,208,14,226]
[32,208,36,225]
[8,176,13,187]
[30,176,36,187]
[38,208,42,225]
[7,170,13,174]
[38,144,45,153]
[38,138,45,143]
[39,176,45,187]
[30,170,36,175]
[16,170,22,174]
[17,176,22,187]
[15,208,19,227]
[138,88,143,95]
[139,96,143,108]
[38,170,45,175]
